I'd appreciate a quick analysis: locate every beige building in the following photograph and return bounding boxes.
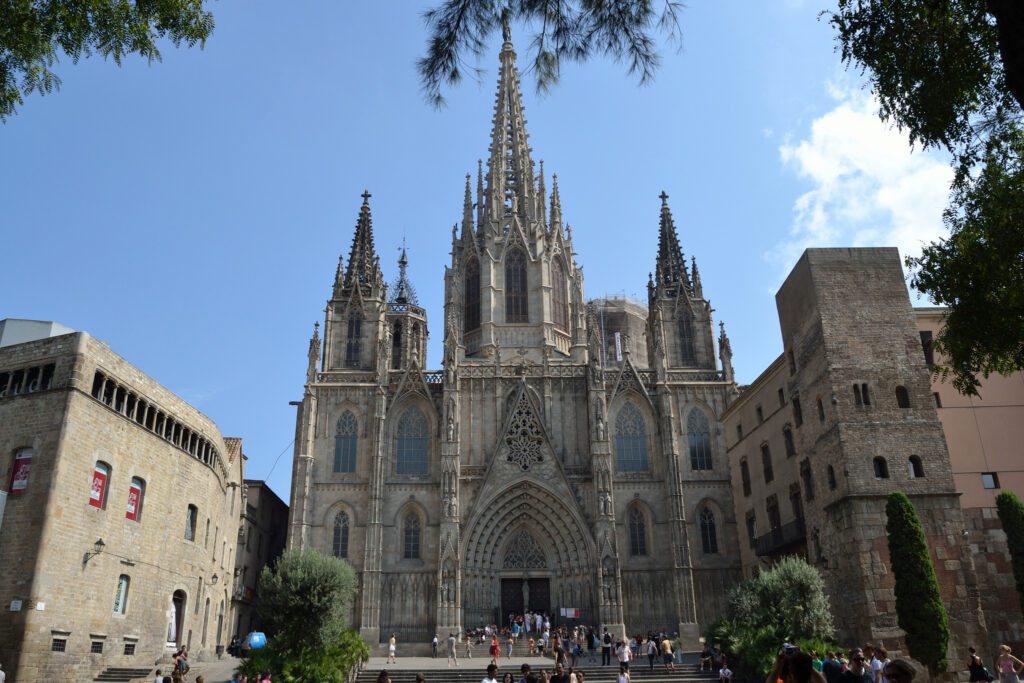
[0,320,244,681]
[232,478,288,639]
[287,35,743,645]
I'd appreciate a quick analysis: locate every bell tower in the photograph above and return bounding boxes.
[386,248,428,370]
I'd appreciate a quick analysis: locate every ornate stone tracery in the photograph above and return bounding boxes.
[504,391,544,470]
[502,529,547,569]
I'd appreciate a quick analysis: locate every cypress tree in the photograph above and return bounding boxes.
[885,491,949,674]
[995,491,1024,616]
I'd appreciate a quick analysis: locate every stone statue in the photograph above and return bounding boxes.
[522,577,530,607]
[447,415,455,442]
[595,414,606,441]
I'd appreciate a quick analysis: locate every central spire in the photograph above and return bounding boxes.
[483,30,538,225]
[654,191,692,297]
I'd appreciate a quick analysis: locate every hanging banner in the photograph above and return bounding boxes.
[125,484,141,520]
[10,450,32,495]
[560,607,579,618]
[614,332,622,361]
[89,469,107,508]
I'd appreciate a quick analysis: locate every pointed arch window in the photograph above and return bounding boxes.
[345,314,361,367]
[629,507,648,556]
[678,311,696,366]
[551,258,568,331]
[396,407,428,475]
[700,508,718,554]
[113,574,130,614]
[403,512,421,559]
[90,461,111,509]
[334,411,358,473]
[505,248,528,323]
[688,410,712,470]
[615,402,648,472]
[333,512,350,558]
[391,322,402,370]
[465,258,481,332]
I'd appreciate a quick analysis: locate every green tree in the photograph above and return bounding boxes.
[418,0,683,106]
[885,491,949,674]
[829,1,1024,397]
[995,491,1024,617]
[256,548,358,655]
[0,0,214,121]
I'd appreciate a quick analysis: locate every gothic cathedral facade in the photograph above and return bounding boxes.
[287,35,743,644]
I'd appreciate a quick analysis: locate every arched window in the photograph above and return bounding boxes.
[505,248,528,323]
[391,322,402,370]
[873,456,890,479]
[113,574,130,614]
[895,386,910,409]
[700,508,718,554]
[761,443,773,482]
[740,458,751,496]
[396,407,428,475]
[403,512,421,559]
[688,410,712,470]
[909,455,924,478]
[629,507,647,556]
[333,512,350,558]
[345,314,361,367]
[678,312,696,366]
[90,461,111,509]
[334,411,358,473]
[800,459,814,500]
[185,504,198,541]
[464,258,480,332]
[615,402,648,472]
[125,476,145,521]
[827,465,837,490]
[783,427,796,457]
[551,258,568,331]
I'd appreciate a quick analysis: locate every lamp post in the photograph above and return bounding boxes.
[83,538,105,565]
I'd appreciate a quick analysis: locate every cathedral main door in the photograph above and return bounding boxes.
[500,578,551,620]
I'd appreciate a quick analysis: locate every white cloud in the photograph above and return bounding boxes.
[770,82,953,276]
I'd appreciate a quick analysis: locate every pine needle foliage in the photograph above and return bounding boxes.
[885,491,949,674]
[996,491,1024,617]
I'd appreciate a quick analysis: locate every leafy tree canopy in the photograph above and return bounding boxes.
[0,0,214,121]
[996,491,1024,617]
[256,549,358,655]
[829,0,1024,396]
[885,492,949,674]
[725,554,834,642]
[418,0,683,107]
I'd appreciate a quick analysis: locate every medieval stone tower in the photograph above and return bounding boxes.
[287,33,742,644]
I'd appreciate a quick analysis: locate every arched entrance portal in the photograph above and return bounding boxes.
[462,481,597,627]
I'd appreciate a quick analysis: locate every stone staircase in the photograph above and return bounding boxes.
[92,666,154,682]
[359,662,724,683]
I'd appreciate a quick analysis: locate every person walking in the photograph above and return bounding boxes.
[449,632,460,668]
[660,634,676,673]
[997,645,1024,683]
[968,646,994,682]
[508,636,515,660]
[617,662,631,683]
[467,635,474,659]
[387,633,397,664]
[433,635,439,659]
[646,638,657,670]
[490,636,501,667]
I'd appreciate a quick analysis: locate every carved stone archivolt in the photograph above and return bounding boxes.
[502,529,547,569]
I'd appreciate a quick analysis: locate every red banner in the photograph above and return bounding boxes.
[125,485,141,520]
[9,451,31,495]
[89,470,107,508]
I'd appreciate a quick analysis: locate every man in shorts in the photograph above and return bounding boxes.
[660,635,676,673]
[448,632,460,668]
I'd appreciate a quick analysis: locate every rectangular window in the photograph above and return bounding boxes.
[792,398,803,427]
[783,428,796,457]
[920,331,934,366]
[123,643,136,656]
[736,424,743,441]
[761,444,774,483]
[982,472,1000,489]
[113,575,130,614]
[740,459,751,497]
[90,462,110,509]
[185,505,198,541]
[755,406,764,424]
[9,448,32,495]
[125,477,144,521]
[933,392,942,408]
[745,511,756,548]
[51,638,67,653]
[778,388,785,407]
[787,349,796,375]
[90,641,104,654]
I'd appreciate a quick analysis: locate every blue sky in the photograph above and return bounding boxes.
[1,2,951,500]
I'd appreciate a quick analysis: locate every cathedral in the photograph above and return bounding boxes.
[286,32,743,644]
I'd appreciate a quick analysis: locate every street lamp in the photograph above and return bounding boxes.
[211,573,219,585]
[83,538,105,565]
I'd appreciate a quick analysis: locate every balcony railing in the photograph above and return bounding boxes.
[754,518,806,556]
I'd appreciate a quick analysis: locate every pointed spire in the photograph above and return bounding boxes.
[691,255,703,298]
[654,191,691,297]
[461,173,474,241]
[537,160,548,231]
[390,246,419,305]
[306,322,321,384]
[332,254,345,298]
[483,31,537,223]
[476,159,484,232]
[718,321,734,383]
[549,173,562,230]
[343,190,382,291]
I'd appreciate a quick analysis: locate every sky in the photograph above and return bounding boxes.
[1,2,953,501]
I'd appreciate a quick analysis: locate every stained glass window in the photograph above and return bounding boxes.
[615,403,648,472]
[505,248,528,322]
[334,411,357,473]
[333,512,350,558]
[396,407,428,474]
[688,410,712,470]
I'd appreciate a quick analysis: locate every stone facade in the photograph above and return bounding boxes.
[0,324,245,682]
[231,478,289,639]
[721,249,990,656]
[287,36,743,645]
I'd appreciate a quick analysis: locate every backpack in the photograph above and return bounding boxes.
[604,633,611,645]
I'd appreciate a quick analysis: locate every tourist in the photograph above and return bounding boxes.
[968,646,995,682]
[483,663,500,683]
[508,636,515,660]
[841,649,873,683]
[503,672,516,683]
[519,663,532,683]
[701,644,713,671]
[490,636,501,666]
[387,633,397,664]
[449,632,460,668]
[720,660,733,683]
[196,677,205,683]
[572,639,581,668]
[433,634,439,658]
[616,639,632,671]
[813,652,824,673]
[997,645,1024,683]
[883,659,917,683]
[660,633,676,673]
[646,637,657,670]
[153,670,162,683]
[376,669,391,683]
[823,652,843,683]
[467,635,475,659]
[617,662,631,683]
[602,630,612,666]
[873,647,890,683]
[551,663,570,683]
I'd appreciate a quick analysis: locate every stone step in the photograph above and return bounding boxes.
[93,667,154,682]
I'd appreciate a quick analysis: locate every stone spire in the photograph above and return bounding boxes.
[306,322,321,384]
[718,321,734,384]
[691,255,703,298]
[549,173,563,231]
[461,173,474,241]
[483,30,537,224]
[390,247,419,305]
[537,160,547,231]
[343,190,382,290]
[332,254,345,299]
[654,191,691,297]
